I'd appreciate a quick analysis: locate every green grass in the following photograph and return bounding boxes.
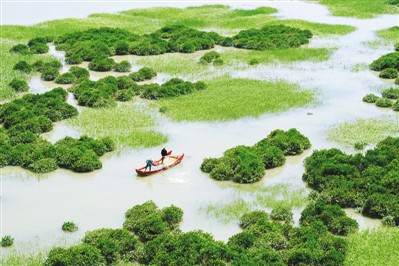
[158,77,314,121]
[265,20,355,35]
[68,102,167,150]
[133,47,332,76]
[1,251,46,266]
[327,116,399,149]
[319,0,399,18]
[345,228,399,266]
[201,183,308,223]
[377,26,399,44]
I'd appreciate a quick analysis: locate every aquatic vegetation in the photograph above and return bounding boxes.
[362,87,399,112]
[382,87,399,99]
[159,78,314,121]
[13,60,33,73]
[232,25,312,50]
[68,103,166,150]
[128,67,156,82]
[377,26,399,44]
[319,0,398,18]
[199,51,224,66]
[88,56,115,71]
[8,78,29,92]
[62,221,78,232]
[69,66,90,79]
[303,136,399,224]
[270,206,294,223]
[370,52,399,72]
[379,68,398,79]
[362,93,379,103]
[328,117,399,149]
[0,251,46,266]
[0,235,14,247]
[375,97,393,108]
[345,228,399,265]
[114,60,132,72]
[301,200,359,236]
[55,72,77,84]
[45,245,106,266]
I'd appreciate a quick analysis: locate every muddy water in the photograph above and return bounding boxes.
[2,1,399,253]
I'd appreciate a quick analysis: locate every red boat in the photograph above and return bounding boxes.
[135,151,184,176]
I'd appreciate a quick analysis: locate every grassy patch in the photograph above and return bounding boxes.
[377,26,399,44]
[201,183,308,223]
[265,19,355,35]
[68,102,167,150]
[319,0,399,18]
[1,251,46,266]
[158,77,314,121]
[345,228,399,266]
[327,116,399,149]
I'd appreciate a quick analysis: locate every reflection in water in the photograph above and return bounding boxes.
[2,1,397,252]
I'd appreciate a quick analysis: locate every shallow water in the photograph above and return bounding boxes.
[2,1,399,254]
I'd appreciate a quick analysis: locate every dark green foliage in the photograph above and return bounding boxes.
[55,72,77,84]
[27,37,47,47]
[0,235,14,247]
[362,93,379,103]
[271,206,294,223]
[69,66,90,79]
[264,128,311,155]
[9,78,29,92]
[13,60,32,73]
[73,77,117,108]
[300,201,358,236]
[213,58,224,66]
[249,58,260,65]
[129,67,157,82]
[10,44,31,55]
[379,68,398,79]
[45,245,106,266]
[41,67,60,81]
[114,60,132,72]
[376,98,393,107]
[62,221,79,232]
[370,52,399,71]
[123,201,183,242]
[303,136,399,224]
[30,43,49,54]
[200,51,221,64]
[232,25,312,50]
[395,43,399,51]
[202,129,310,183]
[382,87,399,99]
[28,158,58,173]
[354,142,367,150]
[392,101,399,111]
[88,56,115,71]
[83,228,138,264]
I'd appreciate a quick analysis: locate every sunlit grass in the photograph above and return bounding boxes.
[377,26,399,44]
[327,116,399,149]
[201,183,308,223]
[319,0,398,18]
[265,19,355,35]
[158,77,314,121]
[1,251,46,266]
[68,102,167,150]
[345,228,399,266]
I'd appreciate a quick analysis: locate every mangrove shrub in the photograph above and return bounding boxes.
[379,68,398,79]
[9,78,29,92]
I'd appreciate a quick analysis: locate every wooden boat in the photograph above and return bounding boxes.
[135,152,184,176]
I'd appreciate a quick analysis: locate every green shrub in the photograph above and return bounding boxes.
[88,56,115,71]
[354,142,367,150]
[392,101,399,111]
[10,44,31,54]
[270,206,294,223]
[114,60,132,72]
[376,98,393,107]
[379,68,398,79]
[30,43,49,54]
[13,60,32,73]
[45,244,106,266]
[382,87,399,99]
[362,93,379,103]
[200,51,221,63]
[62,221,79,232]
[370,52,399,71]
[28,158,58,173]
[0,235,14,247]
[115,89,134,101]
[254,142,286,168]
[129,67,157,82]
[381,215,396,227]
[200,157,220,173]
[28,37,47,47]
[161,205,183,229]
[396,77,399,85]
[249,58,260,65]
[55,72,77,84]
[9,78,29,92]
[395,43,399,51]
[213,58,224,66]
[264,128,311,155]
[69,66,90,79]
[41,67,60,81]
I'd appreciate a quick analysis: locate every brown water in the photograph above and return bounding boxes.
[2,1,398,253]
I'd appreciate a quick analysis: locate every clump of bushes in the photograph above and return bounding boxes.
[129,67,156,82]
[9,78,29,92]
[379,68,398,79]
[88,56,115,71]
[249,58,260,65]
[10,36,50,55]
[69,66,90,80]
[10,44,30,55]
[270,206,293,223]
[0,235,14,247]
[303,136,399,224]
[201,128,310,183]
[13,60,33,73]
[370,52,399,73]
[199,51,224,66]
[123,201,183,242]
[55,72,77,84]
[114,60,132,72]
[232,25,312,50]
[363,87,399,112]
[62,221,78,232]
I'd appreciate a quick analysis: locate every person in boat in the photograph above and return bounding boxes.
[161,148,168,164]
[145,159,153,171]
